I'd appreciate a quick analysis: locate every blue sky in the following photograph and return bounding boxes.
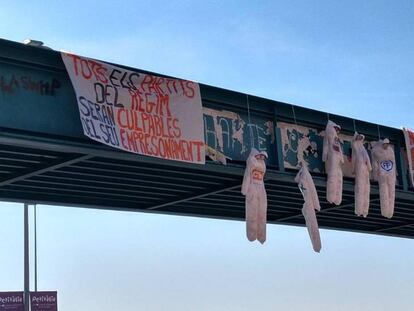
[1,1,414,310]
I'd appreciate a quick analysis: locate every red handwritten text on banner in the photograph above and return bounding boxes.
[61,53,205,164]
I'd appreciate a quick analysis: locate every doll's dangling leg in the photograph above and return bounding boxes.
[246,191,258,241]
[379,180,390,218]
[326,174,336,204]
[386,175,395,218]
[362,179,370,217]
[335,171,343,205]
[257,188,267,244]
[365,174,371,217]
[354,178,362,216]
[302,205,321,252]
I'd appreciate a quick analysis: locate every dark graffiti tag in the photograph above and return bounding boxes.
[0,75,61,96]
[203,107,275,162]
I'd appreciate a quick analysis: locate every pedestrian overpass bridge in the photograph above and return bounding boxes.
[0,38,413,239]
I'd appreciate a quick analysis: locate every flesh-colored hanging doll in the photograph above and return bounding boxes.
[371,139,396,218]
[295,164,322,253]
[322,121,344,205]
[241,148,268,244]
[351,132,372,217]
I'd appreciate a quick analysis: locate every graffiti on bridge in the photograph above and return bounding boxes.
[203,107,275,162]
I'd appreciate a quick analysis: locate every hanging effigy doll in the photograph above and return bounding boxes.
[351,132,372,217]
[322,120,344,205]
[295,163,322,253]
[371,138,396,218]
[242,148,268,244]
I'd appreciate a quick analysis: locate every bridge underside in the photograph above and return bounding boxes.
[1,129,413,239]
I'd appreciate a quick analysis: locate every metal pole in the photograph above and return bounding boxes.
[34,204,37,292]
[24,203,30,311]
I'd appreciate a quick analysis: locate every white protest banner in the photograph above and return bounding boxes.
[402,127,414,186]
[61,53,205,164]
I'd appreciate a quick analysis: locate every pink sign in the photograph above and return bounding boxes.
[30,292,57,311]
[0,292,24,311]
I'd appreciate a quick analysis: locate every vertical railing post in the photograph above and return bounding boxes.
[24,203,30,311]
[273,106,285,172]
[34,204,38,292]
[395,140,408,191]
